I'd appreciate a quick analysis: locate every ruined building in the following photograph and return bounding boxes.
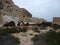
[53,17,60,25]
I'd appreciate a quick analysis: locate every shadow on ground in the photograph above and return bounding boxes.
[0,34,20,45]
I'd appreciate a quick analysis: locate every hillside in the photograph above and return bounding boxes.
[0,0,32,21]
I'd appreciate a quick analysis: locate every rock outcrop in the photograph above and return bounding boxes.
[0,0,46,25]
[0,0,32,21]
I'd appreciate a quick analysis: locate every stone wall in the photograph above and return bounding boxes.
[53,17,60,25]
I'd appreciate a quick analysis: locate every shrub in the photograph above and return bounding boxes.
[31,30,60,45]
[31,34,40,42]
[32,27,40,33]
[52,24,60,30]
[0,27,23,34]
[0,1,4,9]
[0,26,28,35]
[0,34,20,45]
[0,27,20,45]
[21,27,27,33]
[45,30,60,45]
[0,28,11,34]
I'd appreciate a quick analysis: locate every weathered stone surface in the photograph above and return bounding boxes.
[0,0,46,24]
[0,0,32,21]
[53,17,60,25]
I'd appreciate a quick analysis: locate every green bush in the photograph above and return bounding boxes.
[52,24,60,30]
[31,34,40,42]
[0,1,4,9]
[0,27,28,35]
[0,27,23,34]
[31,30,60,45]
[10,27,22,33]
[0,28,11,34]
[0,27,21,45]
[0,34,20,45]
[45,30,60,45]
[21,27,27,33]
[32,27,40,33]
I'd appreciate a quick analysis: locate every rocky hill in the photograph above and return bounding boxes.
[0,0,46,25]
[0,0,32,21]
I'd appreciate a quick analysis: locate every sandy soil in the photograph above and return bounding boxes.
[12,29,50,45]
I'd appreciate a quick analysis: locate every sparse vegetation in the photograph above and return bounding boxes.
[32,27,40,33]
[31,30,60,45]
[0,26,28,45]
[0,1,4,9]
[31,34,40,42]
[0,34,20,45]
[0,27,21,45]
[21,27,27,33]
[0,27,20,34]
[45,30,60,45]
[52,24,60,30]
[0,27,27,34]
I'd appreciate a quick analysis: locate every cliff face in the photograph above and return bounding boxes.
[0,0,32,21]
[0,0,46,24]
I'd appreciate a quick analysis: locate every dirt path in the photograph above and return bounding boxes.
[12,29,58,45]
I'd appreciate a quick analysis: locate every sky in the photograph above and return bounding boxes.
[13,0,60,21]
